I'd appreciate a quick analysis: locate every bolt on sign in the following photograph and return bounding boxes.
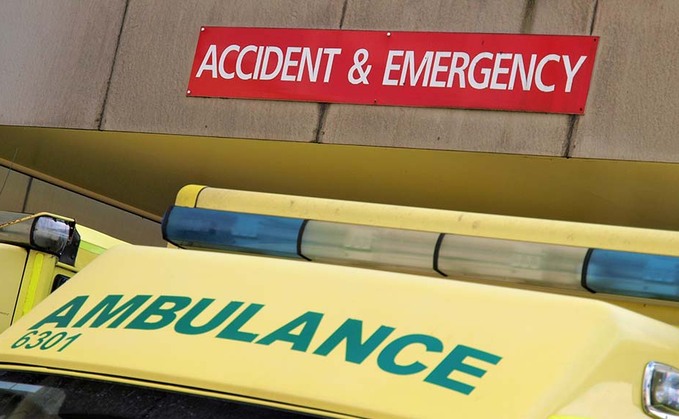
[187,27,599,115]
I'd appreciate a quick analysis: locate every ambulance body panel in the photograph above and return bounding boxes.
[2,186,679,418]
[1,245,678,418]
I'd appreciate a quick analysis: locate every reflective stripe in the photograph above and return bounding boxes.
[23,253,44,315]
[79,241,106,255]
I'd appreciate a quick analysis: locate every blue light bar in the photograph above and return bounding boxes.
[584,249,679,302]
[162,205,679,303]
[162,206,305,258]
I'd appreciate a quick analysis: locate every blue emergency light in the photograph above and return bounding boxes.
[162,206,679,303]
[585,250,679,301]
[162,206,304,258]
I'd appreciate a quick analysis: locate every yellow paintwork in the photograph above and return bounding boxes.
[0,244,28,332]
[0,245,677,418]
[70,224,126,271]
[14,224,124,321]
[0,214,126,333]
[1,187,678,417]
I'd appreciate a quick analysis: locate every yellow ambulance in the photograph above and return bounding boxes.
[1,185,679,418]
[0,211,123,334]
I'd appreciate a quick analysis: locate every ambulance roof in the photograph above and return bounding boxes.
[1,245,679,418]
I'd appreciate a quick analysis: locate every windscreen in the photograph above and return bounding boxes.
[0,370,323,418]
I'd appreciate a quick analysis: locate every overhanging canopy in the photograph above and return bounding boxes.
[1,124,678,231]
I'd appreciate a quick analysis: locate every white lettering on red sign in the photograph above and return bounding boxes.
[187,28,599,114]
[196,44,342,83]
[382,51,586,93]
[196,44,587,94]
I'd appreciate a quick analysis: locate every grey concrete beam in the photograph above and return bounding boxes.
[0,166,30,213]
[321,0,595,155]
[530,0,596,35]
[25,180,164,246]
[571,0,679,161]
[0,0,126,129]
[342,0,526,32]
[101,0,345,142]
[321,106,570,155]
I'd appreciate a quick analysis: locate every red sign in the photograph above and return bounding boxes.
[187,28,598,114]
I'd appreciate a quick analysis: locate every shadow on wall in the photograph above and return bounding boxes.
[0,165,164,246]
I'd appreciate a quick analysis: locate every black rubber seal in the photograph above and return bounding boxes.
[433,233,447,277]
[297,219,312,261]
[59,228,80,266]
[193,185,209,207]
[581,248,596,293]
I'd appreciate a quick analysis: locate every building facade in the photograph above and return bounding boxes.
[1,0,678,244]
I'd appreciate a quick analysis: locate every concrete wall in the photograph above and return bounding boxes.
[1,0,679,242]
[571,0,679,161]
[0,165,164,246]
[1,0,677,159]
[0,0,126,128]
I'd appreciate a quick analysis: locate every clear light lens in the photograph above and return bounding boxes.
[437,235,588,290]
[31,216,71,255]
[0,212,73,256]
[643,362,679,418]
[301,221,439,275]
[585,250,679,302]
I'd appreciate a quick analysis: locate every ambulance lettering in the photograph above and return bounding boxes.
[24,294,502,395]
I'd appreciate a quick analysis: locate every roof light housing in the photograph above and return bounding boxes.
[643,362,679,419]
[162,205,679,304]
[0,212,79,265]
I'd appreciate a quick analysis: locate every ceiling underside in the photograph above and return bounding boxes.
[1,125,678,231]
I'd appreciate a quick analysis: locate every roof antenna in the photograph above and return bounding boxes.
[0,148,19,201]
